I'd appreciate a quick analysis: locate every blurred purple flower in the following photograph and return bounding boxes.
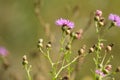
[95,70,105,77]
[108,14,120,27]
[55,18,74,29]
[0,47,8,57]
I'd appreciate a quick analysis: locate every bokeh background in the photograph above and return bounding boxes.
[0,0,120,80]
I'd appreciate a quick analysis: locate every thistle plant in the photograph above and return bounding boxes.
[92,10,120,80]
[37,18,85,80]
[22,10,120,80]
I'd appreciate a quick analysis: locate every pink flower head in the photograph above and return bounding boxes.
[95,10,102,17]
[95,70,106,77]
[105,65,112,71]
[108,14,120,27]
[0,46,8,57]
[75,29,83,39]
[55,18,74,29]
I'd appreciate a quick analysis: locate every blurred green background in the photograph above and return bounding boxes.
[0,0,120,80]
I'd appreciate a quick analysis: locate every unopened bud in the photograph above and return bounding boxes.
[98,17,105,26]
[22,55,28,66]
[78,48,84,56]
[100,43,104,48]
[94,16,100,21]
[62,75,69,80]
[105,65,112,71]
[65,29,71,35]
[98,21,104,26]
[78,45,86,55]
[38,39,43,48]
[75,29,83,39]
[95,10,102,17]
[94,10,102,21]
[65,43,71,50]
[22,60,28,66]
[106,46,112,52]
[23,55,27,61]
[116,66,120,72]
[38,43,43,48]
[89,47,94,53]
[46,42,52,48]
[38,39,43,43]
[106,43,114,52]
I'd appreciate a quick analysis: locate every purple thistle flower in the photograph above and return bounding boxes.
[0,46,8,57]
[108,14,120,27]
[95,70,106,77]
[55,18,74,29]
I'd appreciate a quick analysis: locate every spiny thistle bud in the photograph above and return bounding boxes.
[38,43,43,48]
[62,75,69,80]
[102,65,112,74]
[78,48,84,56]
[94,10,102,21]
[106,46,112,52]
[116,66,120,72]
[98,17,105,26]
[22,60,28,66]
[38,39,43,48]
[95,10,102,17]
[94,16,100,22]
[38,38,43,43]
[22,55,28,66]
[106,43,114,52]
[23,55,27,61]
[65,28,71,35]
[65,43,71,50]
[88,47,94,53]
[105,65,112,71]
[75,29,83,39]
[46,42,52,49]
[100,43,104,49]
[78,45,86,56]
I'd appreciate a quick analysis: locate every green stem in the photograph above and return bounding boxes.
[95,20,103,80]
[55,56,79,79]
[101,52,107,65]
[47,49,54,67]
[60,31,66,52]
[25,65,32,80]
[95,21,99,33]
[46,49,57,80]
[39,47,56,80]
